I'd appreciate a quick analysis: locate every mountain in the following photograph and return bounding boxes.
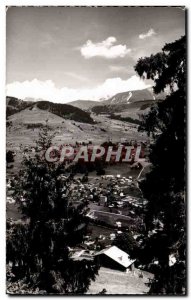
[35,101,94,124]
[6,96,34,117]
[91,88,165,116]
[69,89,155,112]
[6,97,94,124]
[102,89,154,106]
[91,100,153,114]
[67,89,165,116]
[101,88,166,106]
[68,100,102,111]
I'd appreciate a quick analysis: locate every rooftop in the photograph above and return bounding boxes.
[95,245,135,268]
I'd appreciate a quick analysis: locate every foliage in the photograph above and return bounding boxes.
[6,96,33,117]
[6,96,94,124]
[98,288,107,294]
[36,101,94,124]
[109,113,141,125]
[134,35,186,295]
[7,127,99,294]
[6,150,15,163]
[112,232,139,259]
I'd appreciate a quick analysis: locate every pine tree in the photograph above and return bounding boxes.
[7,127,99,294]
[112,231,139,259]
[134,36,186,295]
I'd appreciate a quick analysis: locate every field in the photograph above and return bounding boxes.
[7,107,147,147]
[87,224,114,241]
[6,104,149,178]
[87,267,153,295]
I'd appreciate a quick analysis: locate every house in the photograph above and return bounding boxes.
[70,249,94,261]
[95,246,135,272]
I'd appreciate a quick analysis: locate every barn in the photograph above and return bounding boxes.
[95,246,135,272]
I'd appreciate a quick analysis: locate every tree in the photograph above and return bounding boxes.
[134,36,186,295]
[112,231,139,259]
[6,150,14,164]
[7,128,99,294]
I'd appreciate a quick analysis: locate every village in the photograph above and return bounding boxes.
[7,148,153,294]
[66,171,153,293]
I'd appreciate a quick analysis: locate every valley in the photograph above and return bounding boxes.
[6,90,153,175]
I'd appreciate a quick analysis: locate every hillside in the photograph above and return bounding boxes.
[6,95,149,176]
[7,105,148,162]
[102,89,154,106]
[91,88,165,120]
[68,89,155,112]
[6,97,94,124]
[68,100,102,111]
[35,101,94,124]
[6,96,33,117]
[91,99,156,117]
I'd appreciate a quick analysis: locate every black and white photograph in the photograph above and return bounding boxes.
[5,6,186,295]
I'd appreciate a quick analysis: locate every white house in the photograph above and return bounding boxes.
[95,246,136,272]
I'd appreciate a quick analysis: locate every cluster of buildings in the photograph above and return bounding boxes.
[7,153,150,277]
[64,173,147,274]
[70,245,136,273]
[69,173,146,213]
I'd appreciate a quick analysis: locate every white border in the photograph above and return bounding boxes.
[1,0,191,6]
[0,1,190,299]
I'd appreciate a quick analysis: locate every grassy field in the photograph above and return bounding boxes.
[6,105,149,179]
[7,107,147,147]
[87,224,114,240]
[89,209,139,227]
[87,267,153,295]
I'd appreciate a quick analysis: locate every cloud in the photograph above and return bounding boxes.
[6,75,151,103]
[109,65,129,73]
[80,37,131,59]
[139,28,156,40]
[40,33,56,48]
[64,72,89,82]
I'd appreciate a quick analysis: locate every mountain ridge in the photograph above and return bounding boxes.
[6,97,94,124]
[68,88,165,111]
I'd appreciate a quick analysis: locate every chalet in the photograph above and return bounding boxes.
[95,246,135,272]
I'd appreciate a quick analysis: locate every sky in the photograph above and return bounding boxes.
[6,6,185,102]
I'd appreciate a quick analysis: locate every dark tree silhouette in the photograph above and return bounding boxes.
[7,128,99,294]
[112,232,139,259]
[134,36,186,295]
[6,150,14,164]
